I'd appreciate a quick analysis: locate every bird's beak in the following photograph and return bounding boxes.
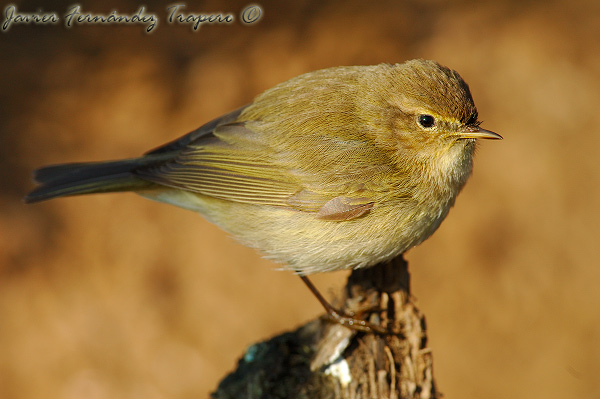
[458,126,502,140]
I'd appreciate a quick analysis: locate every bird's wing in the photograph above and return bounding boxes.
[136,121,392,220]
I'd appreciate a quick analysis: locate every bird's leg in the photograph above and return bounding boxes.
[299,275,388,334]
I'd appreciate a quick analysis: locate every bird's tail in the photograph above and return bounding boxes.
[24,157,159,203]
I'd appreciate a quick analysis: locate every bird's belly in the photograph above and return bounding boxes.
[140,188,450,274]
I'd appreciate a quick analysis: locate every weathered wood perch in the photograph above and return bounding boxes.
[211,255,437,399]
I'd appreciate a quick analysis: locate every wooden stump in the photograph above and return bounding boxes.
[212,255,436,399]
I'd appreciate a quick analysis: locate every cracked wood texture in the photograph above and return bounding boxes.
[212,255,437,399]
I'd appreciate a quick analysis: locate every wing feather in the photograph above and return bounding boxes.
[135,120,390,218]
[136,123,303,207]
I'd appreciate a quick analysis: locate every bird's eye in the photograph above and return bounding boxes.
[418,114,435,128]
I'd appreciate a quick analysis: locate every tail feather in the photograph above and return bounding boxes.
[25,158,158,203]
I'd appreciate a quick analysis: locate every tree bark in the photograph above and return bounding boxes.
[212,255,437,399]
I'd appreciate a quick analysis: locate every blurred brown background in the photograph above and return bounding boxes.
[2,0,599,398]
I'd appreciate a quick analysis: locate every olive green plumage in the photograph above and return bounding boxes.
[25,59,500,274]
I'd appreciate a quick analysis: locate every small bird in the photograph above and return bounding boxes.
[25,59,501,331]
